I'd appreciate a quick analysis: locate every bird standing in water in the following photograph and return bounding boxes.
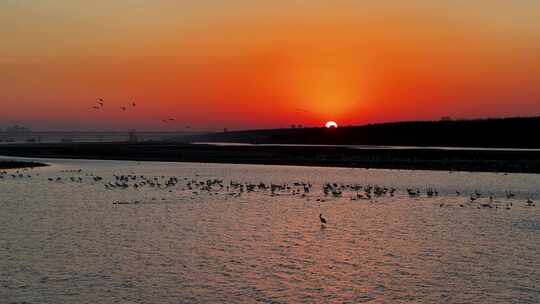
[319,213,327,227]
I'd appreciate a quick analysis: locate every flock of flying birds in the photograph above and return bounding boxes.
[90,97,310,128]
[90,97,182,126]
[2,168,537,218]
[91,97,135,112]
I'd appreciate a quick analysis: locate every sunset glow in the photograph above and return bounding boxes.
[2,1,540,131]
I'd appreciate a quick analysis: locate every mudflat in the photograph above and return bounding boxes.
[0,160,48,169]
[1,142,539,173]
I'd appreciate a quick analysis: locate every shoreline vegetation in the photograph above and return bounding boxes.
[1,142,540,173]
[0,160,48,170]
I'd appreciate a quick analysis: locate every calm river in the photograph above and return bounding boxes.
[1,158,539,303]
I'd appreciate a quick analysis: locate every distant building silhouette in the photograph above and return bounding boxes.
[5,125,31,134]
[128,129,138,143]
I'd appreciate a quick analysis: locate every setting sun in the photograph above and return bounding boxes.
[2,2,540,303]
[325,121,338,128]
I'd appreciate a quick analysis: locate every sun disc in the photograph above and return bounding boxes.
[325,121,338,128]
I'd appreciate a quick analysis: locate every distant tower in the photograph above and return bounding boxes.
[128,129,138,143]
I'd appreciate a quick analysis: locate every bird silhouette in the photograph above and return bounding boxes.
[319,213,327,225]
[120,106,127,111]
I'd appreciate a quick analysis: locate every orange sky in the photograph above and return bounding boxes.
[1,1,540,131]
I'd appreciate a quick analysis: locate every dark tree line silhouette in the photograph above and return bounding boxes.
[189,117,540,148]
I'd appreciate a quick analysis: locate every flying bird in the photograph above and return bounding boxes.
[120,106,127,111]
[132,102,136,107]
[319,213,327,225]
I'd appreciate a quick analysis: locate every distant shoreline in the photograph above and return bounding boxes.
[184,116,540,149]
[1,142,540,173]
[0,160,48,170]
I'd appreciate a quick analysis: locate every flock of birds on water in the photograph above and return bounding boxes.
[1,167,538,226]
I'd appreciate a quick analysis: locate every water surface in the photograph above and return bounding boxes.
[1,158,539,303]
